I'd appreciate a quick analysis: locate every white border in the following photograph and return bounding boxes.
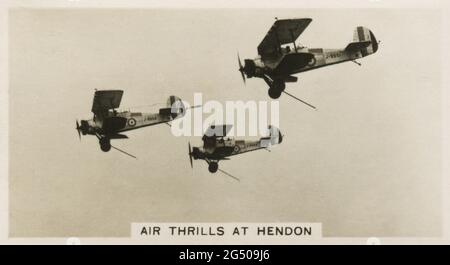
[0,0,449,245]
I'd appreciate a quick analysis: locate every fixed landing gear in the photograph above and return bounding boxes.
[208,162,219,173]
[99,137,111,152]
[203,159,237,180]
[268,88,282,99]
[268,79,286,99]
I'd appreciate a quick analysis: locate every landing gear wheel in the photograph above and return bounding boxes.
[208,162,218,173]
[99,138,111,152]
[273,80,286,91]
[268,88,282,99]
[268,80,285,99]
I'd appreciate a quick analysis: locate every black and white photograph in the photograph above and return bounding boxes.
[0,0,449,248]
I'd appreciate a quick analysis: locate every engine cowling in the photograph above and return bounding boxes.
[79,120,90,135]
[243,59,256,78]
[191,147,204,160]
[102,116,127,133]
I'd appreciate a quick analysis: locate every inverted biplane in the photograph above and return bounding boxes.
[238,18,379,108]
[188,124,283,180]
[76,90,188,158]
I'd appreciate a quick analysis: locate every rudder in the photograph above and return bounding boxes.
[160,95,185,119]
[352,26,379,56]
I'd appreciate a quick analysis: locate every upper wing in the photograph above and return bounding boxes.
[204,124,233,137]
[257,18,312,59]
[91,90,123,115]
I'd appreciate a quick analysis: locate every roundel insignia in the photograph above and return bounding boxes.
[308,56,316,66]
[128,118,136,127]
[233,145,240,153]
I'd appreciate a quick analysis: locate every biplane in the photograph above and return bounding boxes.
[188,124,283,180]
[238,18,379,108]
[76,90,187,158]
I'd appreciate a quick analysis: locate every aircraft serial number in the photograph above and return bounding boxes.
[325,51,343,59]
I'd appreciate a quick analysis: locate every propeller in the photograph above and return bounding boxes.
[76,120,81,140]
[188,142,193,168]
[237,52,246,85]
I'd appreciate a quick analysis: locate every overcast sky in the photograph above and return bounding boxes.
[9,8,442,237]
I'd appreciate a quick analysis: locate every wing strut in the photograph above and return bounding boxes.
[274,24,282,55]
[289,28,298,52]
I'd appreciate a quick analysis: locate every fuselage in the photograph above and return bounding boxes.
[80,110,174,136]
[252,46,363,79]
[194,126,282,160]
[193,136,261,160]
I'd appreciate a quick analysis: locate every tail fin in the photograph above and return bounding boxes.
[268,125,283,145]
[260,125,283,147]
[346,26,379,56]
[166,95,182,108]
[159,95,185,119]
